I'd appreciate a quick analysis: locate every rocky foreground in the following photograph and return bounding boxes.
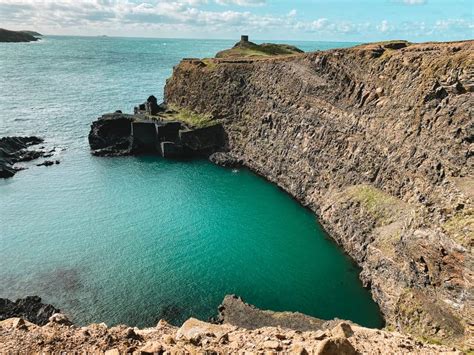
[164,40,473,349]
[0,296,461,354]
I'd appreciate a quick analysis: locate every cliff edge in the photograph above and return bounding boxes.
[0,296,461,353]
[164,40,473,349]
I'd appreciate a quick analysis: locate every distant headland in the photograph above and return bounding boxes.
[0,28,42,43]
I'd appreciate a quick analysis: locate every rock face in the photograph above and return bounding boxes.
[0,296,461,354]
[0,136,45,178]
[88,112,134,156]
[164,40,473,348]
[0,28,40,42]
[0,297,61,326]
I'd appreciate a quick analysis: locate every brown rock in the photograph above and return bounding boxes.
[316,337,358,355]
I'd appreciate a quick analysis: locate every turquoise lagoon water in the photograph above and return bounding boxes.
[0,36,383,328]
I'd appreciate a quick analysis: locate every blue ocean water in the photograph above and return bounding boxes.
[0,36,382,328]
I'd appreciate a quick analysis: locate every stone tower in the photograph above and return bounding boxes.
[241,35,249,42]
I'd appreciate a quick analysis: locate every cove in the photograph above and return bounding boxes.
[0,36,381,329]
[0,151,383,328]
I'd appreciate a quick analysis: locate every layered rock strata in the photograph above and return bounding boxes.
[164,40,474,348]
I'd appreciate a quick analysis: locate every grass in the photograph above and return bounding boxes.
[216,42,303,59]
[162,105,217,128]
[347,185,407,226]
[442,208,474,249]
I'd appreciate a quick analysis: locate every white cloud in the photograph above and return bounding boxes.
[214,0,266,5]
[377,20,391,32]
[0,0,471,40]
[401,0,426,5]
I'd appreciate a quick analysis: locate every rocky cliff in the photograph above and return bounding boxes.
[164,40,473,349]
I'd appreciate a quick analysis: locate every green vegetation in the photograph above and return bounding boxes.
[442,208,474,249]
[216,40,303,59]
[162,105,217,128]
[347,185,407,226]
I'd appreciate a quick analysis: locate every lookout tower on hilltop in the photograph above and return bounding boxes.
[241,35,249,42]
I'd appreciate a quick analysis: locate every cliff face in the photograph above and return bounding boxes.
[165,41,473,347]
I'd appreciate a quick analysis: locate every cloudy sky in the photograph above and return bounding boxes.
[1,0,472,41]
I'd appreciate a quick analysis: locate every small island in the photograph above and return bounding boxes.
[0,28,42,43]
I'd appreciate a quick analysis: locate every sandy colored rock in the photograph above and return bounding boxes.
[316,337,357,355]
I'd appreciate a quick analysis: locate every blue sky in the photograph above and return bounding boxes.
[1,0,472,41]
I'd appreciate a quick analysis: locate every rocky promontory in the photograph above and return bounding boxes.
[88,99,225,158]
[0,28,41,42]
[164,40,473,349]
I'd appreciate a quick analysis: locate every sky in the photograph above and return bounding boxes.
[0,0,472,42]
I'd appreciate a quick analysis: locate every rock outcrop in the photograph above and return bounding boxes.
[164,40,473,349]
[216,295,341,332]
[0,296,61,326]
[0,296,461,354]
[88,108,225,158]
[0,136,45,178]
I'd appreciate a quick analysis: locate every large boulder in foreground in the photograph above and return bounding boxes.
[0,296,61,326]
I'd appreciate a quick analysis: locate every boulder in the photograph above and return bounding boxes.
[177,318,232,343]
[315,337,357,355]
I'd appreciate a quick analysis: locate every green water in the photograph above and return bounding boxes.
[0,36,382,328]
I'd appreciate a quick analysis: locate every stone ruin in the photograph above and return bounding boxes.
[134,95,162,116]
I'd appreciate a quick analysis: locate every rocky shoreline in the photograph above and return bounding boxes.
[0,136,61,178]
[0,295,460,353]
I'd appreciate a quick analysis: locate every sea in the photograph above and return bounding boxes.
[0,36,383,328]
